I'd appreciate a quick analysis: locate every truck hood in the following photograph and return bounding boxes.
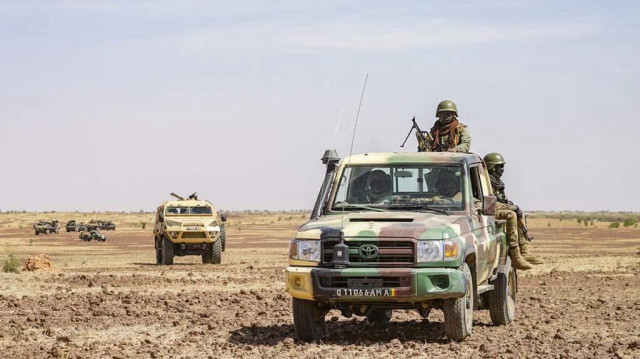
[164,216,217,227]
[297,212,469,240]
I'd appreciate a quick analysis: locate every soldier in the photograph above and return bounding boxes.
[366,170,392,203]
[484,153,544,269]
[418,100,472,153]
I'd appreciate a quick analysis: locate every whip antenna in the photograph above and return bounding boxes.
[348,74,368,160]
[330,108,344,150]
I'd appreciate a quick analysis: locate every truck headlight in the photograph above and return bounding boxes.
[418,239,460,262]
[289,239,321,262]
[417,241,443,262]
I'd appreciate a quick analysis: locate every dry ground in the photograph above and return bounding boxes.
[0,213,639,358]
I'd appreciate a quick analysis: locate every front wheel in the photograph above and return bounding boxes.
[488,257,516,326]
[292,298,326,341]
[211,239,222,264]
[162,236,174,265]
[220,225,226,252]
[156,248,162,264]
[443,262,474,341]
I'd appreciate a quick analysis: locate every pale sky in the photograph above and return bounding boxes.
[1,1,638,212]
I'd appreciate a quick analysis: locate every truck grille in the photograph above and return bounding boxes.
[181,232,207,239]
[319,276,403,288]
[323,239,415,264]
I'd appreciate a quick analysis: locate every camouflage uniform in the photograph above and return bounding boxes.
[486,153,544,267]
[417,100,472,153]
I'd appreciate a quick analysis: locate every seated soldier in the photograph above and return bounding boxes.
[366,170,392,203]
[431,170,462,204]
[484,152,544,269]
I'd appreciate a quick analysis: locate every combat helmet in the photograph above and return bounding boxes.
[484,153,506,171]
[435,100,458,116]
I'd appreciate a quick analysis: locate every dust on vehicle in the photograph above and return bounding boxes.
[153,192,227,265]
[286,150,516,341]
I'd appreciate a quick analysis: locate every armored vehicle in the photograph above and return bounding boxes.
[286,150,516,341]
[101,221,116,231]
[80,230,106,242]
[66,220,88,232]
[34,220,60,235]
[153,192,227,265]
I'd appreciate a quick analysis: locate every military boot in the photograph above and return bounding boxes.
[519,239,545,265]
[509,246,534,270]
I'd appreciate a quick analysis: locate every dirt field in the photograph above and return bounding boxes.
[1,213,639,358]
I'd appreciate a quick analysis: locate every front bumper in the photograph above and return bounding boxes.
[285,266,467,303]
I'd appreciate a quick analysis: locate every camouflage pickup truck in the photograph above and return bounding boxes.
[286,150,516,341]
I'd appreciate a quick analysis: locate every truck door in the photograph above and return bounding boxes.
[470,165,497,284]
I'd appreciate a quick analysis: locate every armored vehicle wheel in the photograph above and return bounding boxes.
[211,238,222,264]
[292,298,326,341]
[35,231,39,236]
[443,262,474,341]
[156,247,162,265]
[488,257,516,326]
[45,229,50,235]
[162,236,174,265]
[220,224,226,252]
[367,309,392,324]
[202,244,213,264]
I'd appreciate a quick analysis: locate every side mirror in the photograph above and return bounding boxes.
[482,195,497,216]
[221,213,228,222]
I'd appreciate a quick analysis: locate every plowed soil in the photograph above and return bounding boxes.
[1,215,639,358]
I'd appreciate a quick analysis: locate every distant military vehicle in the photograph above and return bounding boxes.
[33,220,60,235]
[66,220,88,232]
[153,192,227,265]
[101,221,116,231]
[286,150,515,342]
[79,230,106,242]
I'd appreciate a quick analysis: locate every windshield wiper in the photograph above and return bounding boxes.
[387,204,450,215]
[333,202,389,212]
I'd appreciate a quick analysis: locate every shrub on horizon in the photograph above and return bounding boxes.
[609,222,620,229]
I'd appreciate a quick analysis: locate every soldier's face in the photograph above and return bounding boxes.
[494,164,504,177]
[438,111,455,124]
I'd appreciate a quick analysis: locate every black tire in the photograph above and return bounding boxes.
[35,231,39,236]
[156,248,162,264]
[162,236,174,265]
[488,257,516,326]
[202,243,213,264]
[367,309,392,324]
[211,239,222,264]
[443,262,474,341]
[292,298,326,341]
[220,225,226,252]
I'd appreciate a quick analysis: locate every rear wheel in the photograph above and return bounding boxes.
[367,309,392,324]
[292,298,326,341]
[443,262,474,341]
[488,257,516,326]
[162,236,174,265]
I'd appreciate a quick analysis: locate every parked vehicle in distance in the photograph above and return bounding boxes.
[34,220,60,235]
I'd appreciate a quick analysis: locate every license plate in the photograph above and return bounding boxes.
[186,227,201,231]
[335,288,397,297]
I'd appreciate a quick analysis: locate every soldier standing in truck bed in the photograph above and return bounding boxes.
[418,100,472,153]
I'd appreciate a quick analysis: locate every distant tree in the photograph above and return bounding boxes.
[609,222,620,229]
[623,218,638,227]
[576,218,582,225]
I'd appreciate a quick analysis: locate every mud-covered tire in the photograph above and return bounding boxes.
[162,236,174,265]
[156,248,162,264]
[220,225,226,252]
[211,239,222,264]
[488,257,516,326]
[443,262,474,341]
[367,309,392,324]
[292,298,326,341]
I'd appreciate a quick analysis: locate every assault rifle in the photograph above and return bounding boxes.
[400,116,434,152]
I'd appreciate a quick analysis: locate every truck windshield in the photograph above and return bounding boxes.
[166,206,213,215]
[331,164,465,212]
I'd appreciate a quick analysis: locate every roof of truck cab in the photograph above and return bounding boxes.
[160,200,214,207]
[340,152,484,166]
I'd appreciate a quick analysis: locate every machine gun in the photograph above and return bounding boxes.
[187,192,198,200]
[170,192,185,200]
[400,116,435,152]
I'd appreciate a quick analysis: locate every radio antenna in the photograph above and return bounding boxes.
[348,74,368,160]
[330,108,344,150]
